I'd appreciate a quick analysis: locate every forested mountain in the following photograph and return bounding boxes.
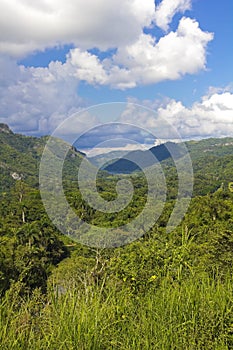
[103,141,185,173]
[104,137,233,174]
[0,123,85,192]
[0,125,233,349]
[1,124,232,197]
[102,137,233,196]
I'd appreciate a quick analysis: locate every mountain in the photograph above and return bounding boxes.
[186,137,233,159]
[103,138,233,174]
[88,150,132,168]
[0,123,13,134]
[0,124,85,192]
[103,142,187,173]
[1,125,233,198]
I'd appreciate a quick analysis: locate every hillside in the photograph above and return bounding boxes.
[0,124,85,192]
[1,126,232,198]
[101,137,233,197]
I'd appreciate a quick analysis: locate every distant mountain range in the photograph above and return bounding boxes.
[1,123,233,196]
[102,142,186,173]
[99,138,233,174]
[88,150,130,168]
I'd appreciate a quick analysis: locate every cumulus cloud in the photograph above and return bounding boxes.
[155,0,191,31]
[0,56,83,133]
[0,0,217,137]
[156,91,233,139]
[69,49,108,85]
[0,0,155,56]
[0,0,213,90]
[67,17,213,89]
[79,92,233,151]
[1,54,232,142]
[0,0,193,56]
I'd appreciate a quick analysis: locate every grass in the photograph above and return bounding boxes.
[0,272,233,349]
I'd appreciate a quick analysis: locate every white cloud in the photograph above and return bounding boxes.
[156,91,233,139]
[67,17,213,89]
[0,56,83,133]
[0,55,232,142]
[155,0,191,31]
[0,0,217,136]
[88,92,233,144]
[0,0,155,56]
[0,1,213,91]
[69,49,108,85]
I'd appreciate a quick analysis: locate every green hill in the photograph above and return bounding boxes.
[1,126,232,198]
[0,124,85,192]
[102,137,233,196]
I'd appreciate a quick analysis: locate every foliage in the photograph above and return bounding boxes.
[1,127,233,348]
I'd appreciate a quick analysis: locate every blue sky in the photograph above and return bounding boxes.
[0,0,232,152]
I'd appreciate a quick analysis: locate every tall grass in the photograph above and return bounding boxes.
[0,272,233,349]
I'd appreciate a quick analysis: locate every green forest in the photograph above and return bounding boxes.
[1,124,233,349]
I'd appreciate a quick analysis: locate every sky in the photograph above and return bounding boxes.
[0,0,232,153]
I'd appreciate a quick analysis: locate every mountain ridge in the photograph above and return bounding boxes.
[102,137,233,174]
[0,125,233,197]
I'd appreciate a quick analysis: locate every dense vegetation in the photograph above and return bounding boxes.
[0,125,233,349]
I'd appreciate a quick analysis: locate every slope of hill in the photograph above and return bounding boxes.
[186,137,233,159]
[0,124,85,192]
[0,125,232,198]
